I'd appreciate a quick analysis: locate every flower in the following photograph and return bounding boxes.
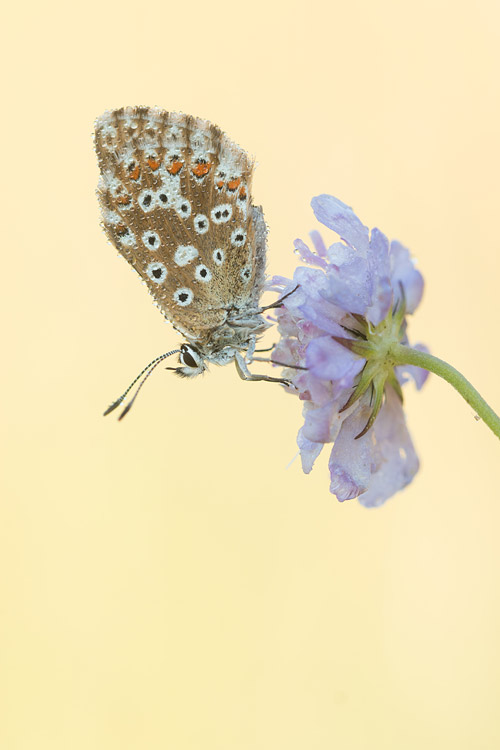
[271,195,429,507]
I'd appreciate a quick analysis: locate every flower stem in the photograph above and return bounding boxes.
[390,343,500,440]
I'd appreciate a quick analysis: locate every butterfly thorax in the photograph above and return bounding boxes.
[188,306,270,362]
[173,306,269,375]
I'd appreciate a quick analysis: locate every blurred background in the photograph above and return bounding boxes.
[1,1,499,747]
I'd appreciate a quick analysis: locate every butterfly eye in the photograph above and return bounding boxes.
[180,345,200,368]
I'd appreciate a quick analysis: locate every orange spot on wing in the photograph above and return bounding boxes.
[116,195,131,205]
[227,177,241,191]
[192,162,212,178]
[238,186,247,200]
[147,157,161,171]
[216,180,224,189]
[129,165,140,180]
[167,160,183,175]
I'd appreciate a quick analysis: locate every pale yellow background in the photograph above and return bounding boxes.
[1,0,499,747]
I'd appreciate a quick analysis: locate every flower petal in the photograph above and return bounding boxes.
[294,238,328,269]
[358,387,420,507]
[297,426,324,473]
[366,227,392,325]
[324,248,374,315]
[298,302,345,335]
[309,229,327,257]
[266,274,296,292]
[312,194,370,252]
[272,338,301,368]
[328,401,374,501]
[306,335,365,385]
[390,240,424,313]
[292,266,329,301]
[302,400,341,443]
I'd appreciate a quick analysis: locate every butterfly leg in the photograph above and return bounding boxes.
[259,285,299,312]
[234,352,293,387]
[244,335,257,364]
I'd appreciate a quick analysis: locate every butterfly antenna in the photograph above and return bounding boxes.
[103,349,180,417]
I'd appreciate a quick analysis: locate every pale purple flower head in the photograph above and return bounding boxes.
[272,195,428,507]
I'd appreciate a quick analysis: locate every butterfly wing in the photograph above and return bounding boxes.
[94,107,266,342]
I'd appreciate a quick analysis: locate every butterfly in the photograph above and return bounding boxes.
[94,107,296,418]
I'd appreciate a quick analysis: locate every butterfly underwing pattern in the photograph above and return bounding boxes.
[94,107,292,415]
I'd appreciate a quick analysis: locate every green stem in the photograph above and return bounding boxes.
[390,343,500,440]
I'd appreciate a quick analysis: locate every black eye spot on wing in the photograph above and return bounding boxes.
[211,204,232,224]
[146,262,167,284]
[176,198,191,219]
[157,189,169,206]
[194,214,209,234]
[142,231,161,249]
[195,264,212,283]
[213,248,225,265]
[231,228,247,247]
[138,189,156,212]
[173,288,194,306]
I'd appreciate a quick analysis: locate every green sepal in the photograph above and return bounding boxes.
[332,336,378,359]
[355,372,386,439]
[387,370,404,403]
[339,360,379,413]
